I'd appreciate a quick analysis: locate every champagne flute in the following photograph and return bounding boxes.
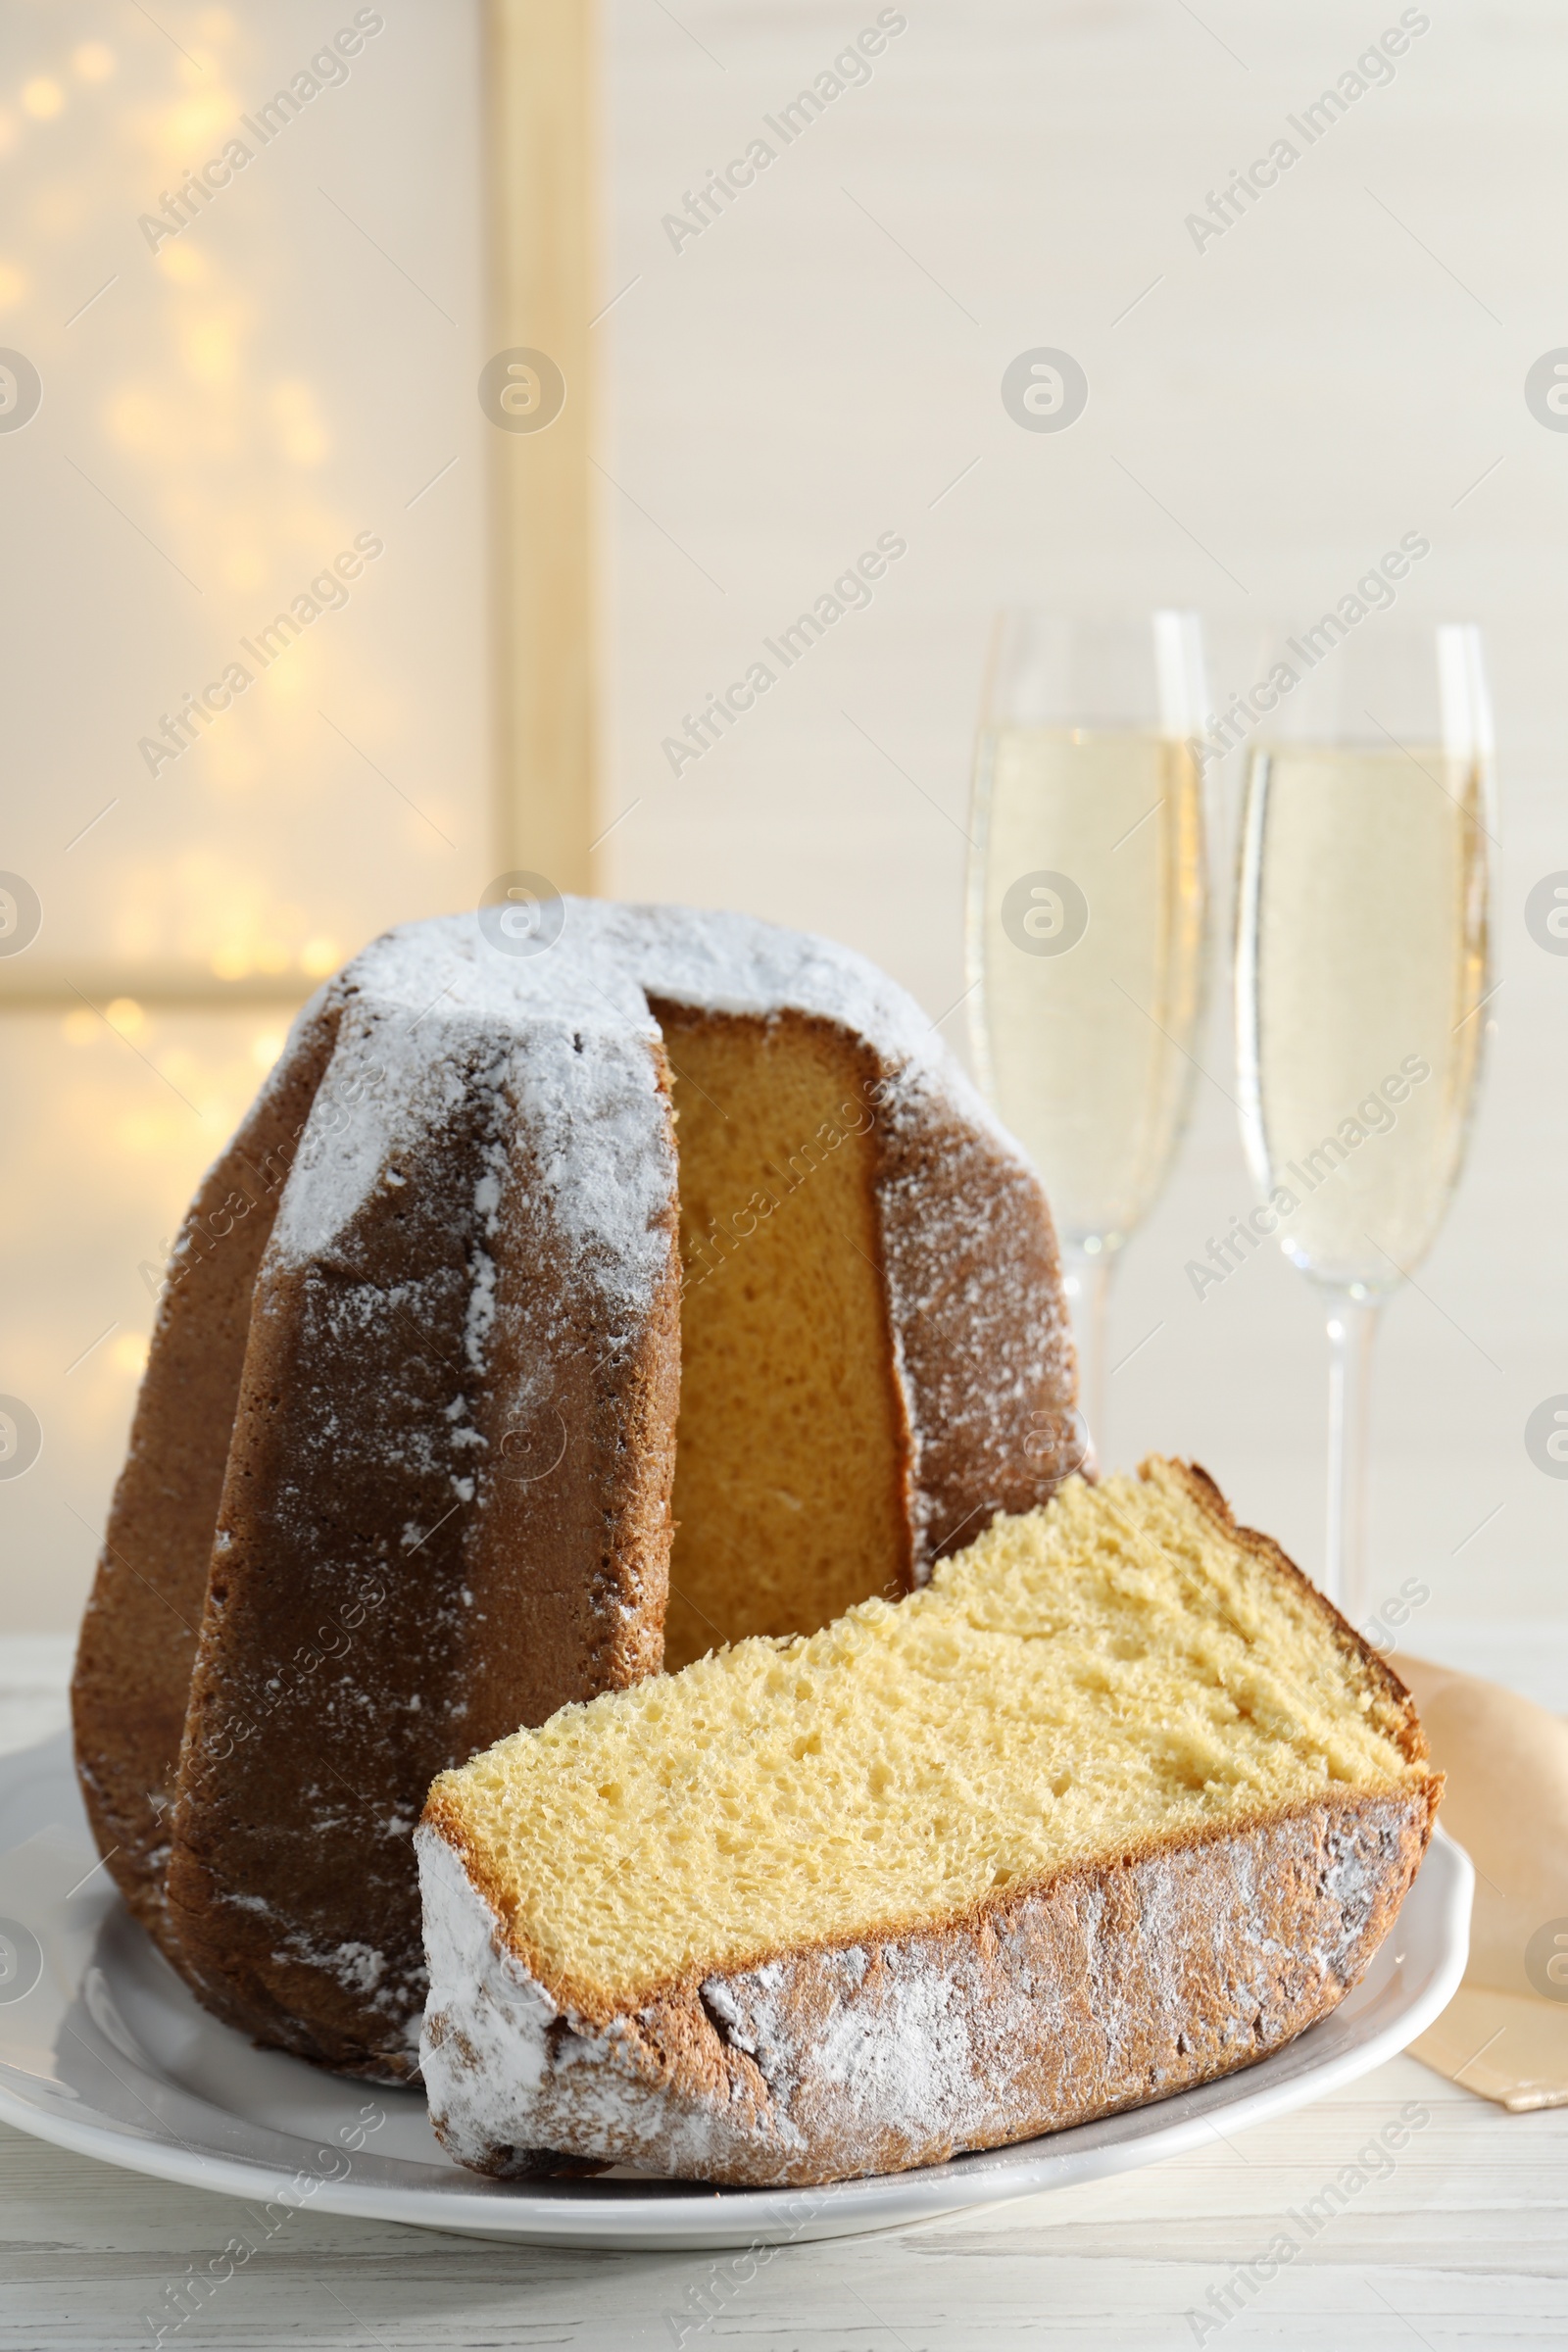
[1235,622,1494,1619]
[966,611,1210,1459]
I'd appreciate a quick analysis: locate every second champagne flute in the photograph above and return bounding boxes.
[966,610,1210,1458]
[1234,621,1494,1620]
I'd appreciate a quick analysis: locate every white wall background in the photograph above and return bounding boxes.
[597,0,1568,1657]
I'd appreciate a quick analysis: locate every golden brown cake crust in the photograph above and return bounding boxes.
[419,1788,1438,2185]
[877,1071,1082,1561]
[70,992,343,1960]
[163,1009,682,2079]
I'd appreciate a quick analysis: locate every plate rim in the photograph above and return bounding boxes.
[0,1734,1474,2247]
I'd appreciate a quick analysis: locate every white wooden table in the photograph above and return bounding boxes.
[4,1647,1565,2352]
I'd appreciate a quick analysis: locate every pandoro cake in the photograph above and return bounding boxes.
[417,1459,1440,2185]
[71,901,1077,2080]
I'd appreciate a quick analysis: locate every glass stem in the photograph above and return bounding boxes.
[1324,1290,1379,1623]
[1062,1246,1114,1473]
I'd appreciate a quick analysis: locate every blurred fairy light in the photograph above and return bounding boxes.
[1,1,475,1511]
[272,379,330,466]
[4,5,402,985]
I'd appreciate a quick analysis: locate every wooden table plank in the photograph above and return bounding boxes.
[5,1674,1565,2351]
[3,2059,1566,2349]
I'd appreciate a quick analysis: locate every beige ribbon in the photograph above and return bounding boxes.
[1391,1652,1568,2111]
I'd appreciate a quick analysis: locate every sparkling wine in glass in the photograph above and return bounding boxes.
[967,611,1210,1460]
[1235,622,1494,1619]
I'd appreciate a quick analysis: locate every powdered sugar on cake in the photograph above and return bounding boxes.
[417,1797,1430,2186]
[269,899,1037,1303]
[265,901,1071,1575]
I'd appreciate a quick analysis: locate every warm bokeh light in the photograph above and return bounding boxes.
[1,9,482,1649]
[4,1007,286,1467]
[181,314,242,390]
[74,31,394,989]
[272,379,330,466]
[158,240,207,287]
[170,93,231,147]
[10,11,470,1004]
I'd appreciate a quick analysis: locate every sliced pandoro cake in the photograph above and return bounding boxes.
[73,901,1074,2081]
[417,1458,1440,2186]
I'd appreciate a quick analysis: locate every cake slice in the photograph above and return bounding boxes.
[417,1459,1439,2185]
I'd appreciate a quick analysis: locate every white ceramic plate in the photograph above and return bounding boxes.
[0,1732,1470,2249]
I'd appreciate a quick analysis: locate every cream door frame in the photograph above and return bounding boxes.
[484,0,598,901]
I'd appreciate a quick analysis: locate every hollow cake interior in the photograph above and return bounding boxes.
[427,1458,1432,2015]
[656,1002,912,1669]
